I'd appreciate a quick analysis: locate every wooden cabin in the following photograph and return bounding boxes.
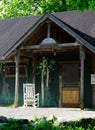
[0,10,95,108]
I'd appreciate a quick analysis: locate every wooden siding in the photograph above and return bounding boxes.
[62,88,79,106]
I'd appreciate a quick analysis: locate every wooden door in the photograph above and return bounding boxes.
[60,62,80,107]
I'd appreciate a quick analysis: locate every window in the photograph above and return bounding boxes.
[62,64,79,86]
[60,61,80,88]
[5,64,27,77]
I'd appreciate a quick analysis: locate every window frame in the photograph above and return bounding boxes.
[5,63,28,78]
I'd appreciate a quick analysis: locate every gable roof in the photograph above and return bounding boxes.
[54,10,95,48]
[0,10,95,60]
[0,15,41,60]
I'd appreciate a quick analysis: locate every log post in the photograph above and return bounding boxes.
[59,76,62,107]
[80,44,85,109]
[32,55,37,85]
[14,48,20,107]
[32,55,37,98]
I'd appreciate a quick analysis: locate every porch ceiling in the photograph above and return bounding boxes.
[22,19,75,47]
[4,11,95,61]
[1,11,95,62]
[19,44,79,58]
[5,44,80,61]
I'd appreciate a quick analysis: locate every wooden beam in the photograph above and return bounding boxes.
[21,45,39,49]
[58,42,80,47]
[14,48,20,107]
[21,42,80,50]
[80,44,85,109]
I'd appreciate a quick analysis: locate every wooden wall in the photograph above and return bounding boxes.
[92,55,95,108]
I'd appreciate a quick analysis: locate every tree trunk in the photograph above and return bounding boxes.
[46,67,49,88]
[41,58,45,106]
[62,0,67,10]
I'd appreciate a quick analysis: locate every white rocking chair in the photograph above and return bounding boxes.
[23,83,39,107]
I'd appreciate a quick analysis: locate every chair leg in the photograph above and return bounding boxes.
[23,100,27,107]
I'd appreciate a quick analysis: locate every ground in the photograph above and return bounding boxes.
[0,107,95,122]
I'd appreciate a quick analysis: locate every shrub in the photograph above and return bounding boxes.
[0,116,95,130]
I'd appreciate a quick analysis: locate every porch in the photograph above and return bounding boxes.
[0,13,95,109]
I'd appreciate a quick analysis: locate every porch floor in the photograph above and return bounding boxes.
[0,107,95,122]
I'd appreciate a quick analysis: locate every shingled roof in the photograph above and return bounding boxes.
[0,10,95,60]
[54,10,95,48]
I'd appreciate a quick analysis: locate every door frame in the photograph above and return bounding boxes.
[59,61,80,107]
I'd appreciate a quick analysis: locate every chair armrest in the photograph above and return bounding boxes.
[35,93,39,98]
[35,93,39,96]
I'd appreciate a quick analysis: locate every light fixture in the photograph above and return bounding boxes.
[40,21,57,47]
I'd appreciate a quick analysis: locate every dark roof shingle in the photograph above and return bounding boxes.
[0,10,95,60]
[0,15,41,59]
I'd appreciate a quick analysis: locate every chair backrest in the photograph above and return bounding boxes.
[23,83,35,98]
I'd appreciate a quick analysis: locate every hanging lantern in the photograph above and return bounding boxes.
[41,37,57,47]
[40,21,57,48]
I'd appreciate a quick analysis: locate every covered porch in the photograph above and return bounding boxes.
[1,13,94,109]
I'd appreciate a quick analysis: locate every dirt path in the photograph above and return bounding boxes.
[0,107,95,122]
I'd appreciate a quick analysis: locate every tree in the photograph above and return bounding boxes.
[39,0,64,14]
[66,0,90,11]
[36,57,55,106]
[0,0,41,18]
[0,0,65,19]
[0,0,95,19]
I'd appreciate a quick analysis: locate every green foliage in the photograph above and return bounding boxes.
[0,117,95,130]
[66,0,89,11]
[0,0,40,18]
[40,0,64,14]
[0,118,28,130]
[30,116,63,130]
[36,57,56,106]
[36,57,56,76]
[0,0,62,19]
[0,63,5,73]
[1,0,95,19]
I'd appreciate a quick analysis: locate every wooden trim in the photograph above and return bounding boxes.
[3,13,95,60]
[5,64,28,78]
[60,61,80,64]
[59,76,62,107]
[49,14,95,53]
[32,55,37,84]
[92,55,95,74]
[59,60,80,107]
[21,42,79,50]
[92,55,95,108]
[63,87,79,90]
[62,103,79,108]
